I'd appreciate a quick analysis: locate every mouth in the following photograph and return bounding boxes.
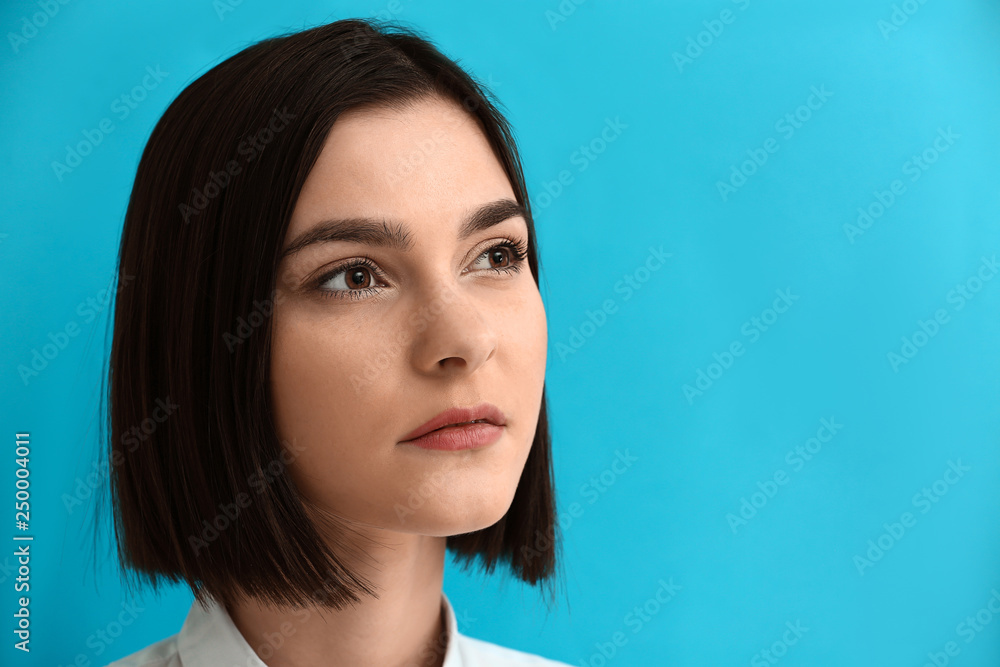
[398,419,505,451]
[429,419,491,432]
[399,402,507,443]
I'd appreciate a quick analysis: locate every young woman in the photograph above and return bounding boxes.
[103,17,571,667]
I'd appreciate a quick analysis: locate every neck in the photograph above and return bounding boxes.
[228,532,449,667]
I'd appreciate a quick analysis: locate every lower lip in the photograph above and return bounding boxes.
[400,422,504,451]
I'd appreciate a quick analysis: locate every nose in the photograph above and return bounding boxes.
[408,282,498,376]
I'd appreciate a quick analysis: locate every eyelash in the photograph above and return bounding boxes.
[313,236,529,301]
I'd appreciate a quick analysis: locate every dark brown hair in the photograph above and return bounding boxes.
[98,17,562,613]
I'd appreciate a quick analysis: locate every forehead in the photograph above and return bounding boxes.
[286,95,514,240]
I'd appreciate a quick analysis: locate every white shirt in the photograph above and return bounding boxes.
[104,591,573,667]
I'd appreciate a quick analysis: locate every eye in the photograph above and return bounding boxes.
[315,257,386,301]
[313,236,529,302]
[467,237,529,276]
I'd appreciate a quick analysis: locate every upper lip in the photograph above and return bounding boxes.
[400,402,507,442]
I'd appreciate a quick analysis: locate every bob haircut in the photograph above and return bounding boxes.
[101,17,561,612]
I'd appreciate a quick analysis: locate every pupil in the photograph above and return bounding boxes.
[350,269,368,288]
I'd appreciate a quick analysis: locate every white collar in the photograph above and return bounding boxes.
[176,589,461,667]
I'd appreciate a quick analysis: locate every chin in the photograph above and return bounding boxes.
[385,488,518,536]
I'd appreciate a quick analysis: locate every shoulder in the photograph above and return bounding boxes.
[456,633,574,666]
[102,633,182,667]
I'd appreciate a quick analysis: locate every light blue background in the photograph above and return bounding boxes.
[2,0,999,665]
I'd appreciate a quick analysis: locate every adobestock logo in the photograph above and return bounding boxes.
[521,448,639,565]
[222,288,288,353]
[727,417,844,534]
[556,245,671,361]
[544,0,588,31]
[7,0,73,55]
[393,471,447,525]
[383,83,502,192]
[716,85,833,202]
[671,0,753,74]
[579,577,681,667]
[55,600,147,667]
[17,274,135,386]
[886,254,996,373]
[852,459,970,576]
[533,116,628,211]
[878,0,932,40]
[187,438,307,557]
[750,621,809,667]
[213,0,244,20]
[683,287,799,404]
[348,282,462,394]
[922,586,1000,667]
[62,396,179,515]
[179,107,298,224]
[843,126,959,244]
[51,66,169,182]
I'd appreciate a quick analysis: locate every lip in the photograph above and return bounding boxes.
[399,402,507,450]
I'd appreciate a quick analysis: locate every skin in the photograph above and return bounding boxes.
[226,94,548,667]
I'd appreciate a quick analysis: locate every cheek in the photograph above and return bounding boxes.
[271,316,353,434]
[512,286,547,379]
[501,286,548,440]
[270,304,403,430]
[268,307,398,499]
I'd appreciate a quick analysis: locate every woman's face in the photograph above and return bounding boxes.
[270,95,547,538]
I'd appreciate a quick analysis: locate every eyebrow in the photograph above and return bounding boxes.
[280,198,529,260]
